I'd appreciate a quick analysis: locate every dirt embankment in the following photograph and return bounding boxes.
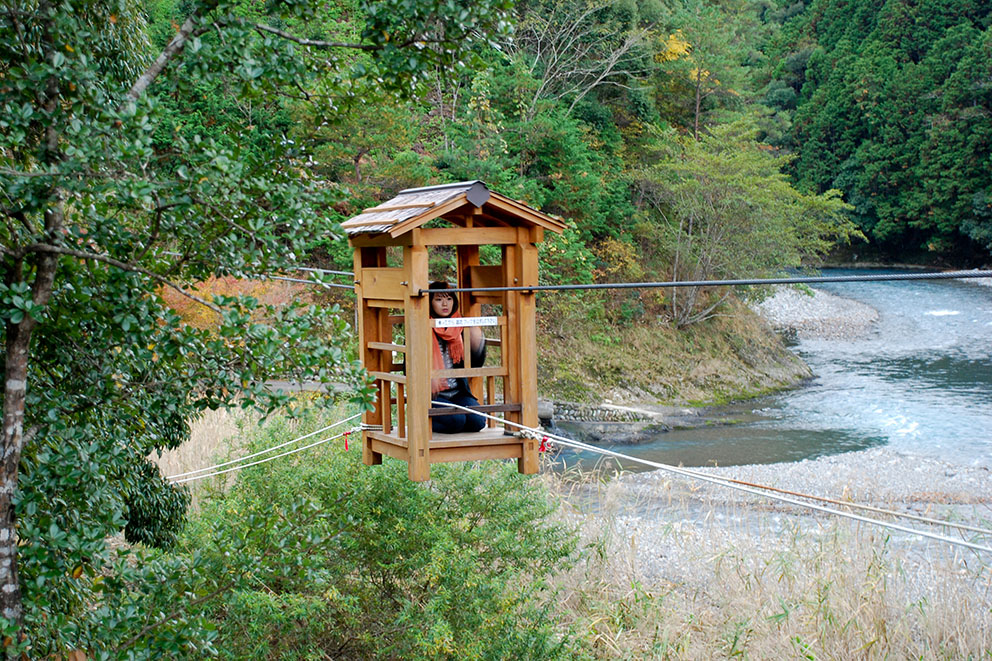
[537,296,813,414]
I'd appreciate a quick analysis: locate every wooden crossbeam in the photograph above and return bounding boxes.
[428,403,521,417]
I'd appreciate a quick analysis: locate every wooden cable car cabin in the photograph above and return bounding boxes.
[341,181,566,481]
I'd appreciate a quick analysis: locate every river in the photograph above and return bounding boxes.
[558,268,992,472]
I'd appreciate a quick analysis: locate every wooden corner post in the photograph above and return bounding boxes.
[404,242,431,481]
[457,244,482,399]
[517,227,540,474]
[356,247,385,467]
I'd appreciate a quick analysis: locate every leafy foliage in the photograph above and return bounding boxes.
[632,121,859,325]
[181,416,583,659]
[774,0,992,260]
[0,0,515,650]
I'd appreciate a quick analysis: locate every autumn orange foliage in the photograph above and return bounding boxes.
[159,276,309,329]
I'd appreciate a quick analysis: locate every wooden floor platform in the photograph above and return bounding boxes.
[367,427,535,464]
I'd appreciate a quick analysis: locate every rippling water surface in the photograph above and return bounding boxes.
[561,268,992,471]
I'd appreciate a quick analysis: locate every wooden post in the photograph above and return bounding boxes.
[502,244,520,431]
[517,228,540,474]
[457,245,483,399]
[404,242,431,481]
[356,247,385,466]
[377,302,393,436]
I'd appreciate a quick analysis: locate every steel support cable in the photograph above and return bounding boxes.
[291,267,354,278]
[713,475,992,537]
[420,270,992,296]
[265,274,356,290]
[262,268,992,295]
[431,400,992,555]
[170,428,357,485]
[166,413,361,480]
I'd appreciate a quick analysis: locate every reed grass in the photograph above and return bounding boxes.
[153,409,245,479]
[540,461,992,659]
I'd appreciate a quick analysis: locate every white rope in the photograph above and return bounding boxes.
[170,427,358,484]
[166,413,361,480]
[431,400,992,555]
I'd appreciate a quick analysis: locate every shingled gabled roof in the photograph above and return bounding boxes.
[340,181,567,238]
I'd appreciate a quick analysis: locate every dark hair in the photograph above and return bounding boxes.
[428,281,459,318]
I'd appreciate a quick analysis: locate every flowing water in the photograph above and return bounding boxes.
[558,269,992,472]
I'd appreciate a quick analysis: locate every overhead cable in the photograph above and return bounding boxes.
[420,270,992,295]
[265,274,355,290]
[716,474,992,536]
[170,428,356,485]
[166,413,361,481]
[292,266,354,277]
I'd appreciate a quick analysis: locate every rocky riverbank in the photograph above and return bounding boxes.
[752,285,879,340]
[552,444,992,643]
[544,286,867,432]
[545,281,992,656]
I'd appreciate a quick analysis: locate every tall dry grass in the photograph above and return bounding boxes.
[154,409,246,480]
[151,408,263,508]
[540,463,992,659]
[153,402,356,505]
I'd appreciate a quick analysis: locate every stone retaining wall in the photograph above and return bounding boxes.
[551,401,649,423]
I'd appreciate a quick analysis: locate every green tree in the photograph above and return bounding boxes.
[779,0,992,260]
[633,121,859,326]
[0,0,512,652]
[656,0,753,139]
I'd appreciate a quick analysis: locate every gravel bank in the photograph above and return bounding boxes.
[960,268,992,288]
[556,446,992,611]
[752,285,879,339]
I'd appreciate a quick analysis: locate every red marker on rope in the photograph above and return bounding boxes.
[539,436,548,453]
[344,430,350,451]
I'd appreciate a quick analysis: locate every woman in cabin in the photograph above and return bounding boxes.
[429,281,487,433]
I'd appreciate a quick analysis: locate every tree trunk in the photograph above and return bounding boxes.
[694,69,702,141]
[1,322,30,627]
[2,0,63,623]
[1,245,58,637]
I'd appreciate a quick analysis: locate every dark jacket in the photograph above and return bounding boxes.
[435,336,486,398]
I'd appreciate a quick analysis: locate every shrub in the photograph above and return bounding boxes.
[183,414,586,660]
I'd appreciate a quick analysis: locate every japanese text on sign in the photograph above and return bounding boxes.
[433,316,499,328]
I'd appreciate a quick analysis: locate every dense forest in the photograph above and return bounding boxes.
[769,0,992,262]
[144,0,873,320]
[143,0,992,283]
[2,0,990,655]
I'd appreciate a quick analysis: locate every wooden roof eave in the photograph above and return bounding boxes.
[344,186,566,240]
[484,195,566,234]
[387,193,473,238]
[386,196,563,238]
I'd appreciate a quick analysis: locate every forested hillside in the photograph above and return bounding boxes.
[765,0,992,262]
[144,0,866,318]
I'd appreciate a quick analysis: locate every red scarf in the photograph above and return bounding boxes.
[431,312,465,394]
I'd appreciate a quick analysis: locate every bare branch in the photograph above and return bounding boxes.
[511,0,651,119]
[23,243,221,312]
[252,23,376,50]
[127,13,204,101]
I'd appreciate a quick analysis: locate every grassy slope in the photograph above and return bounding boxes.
[537,297,811,405]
